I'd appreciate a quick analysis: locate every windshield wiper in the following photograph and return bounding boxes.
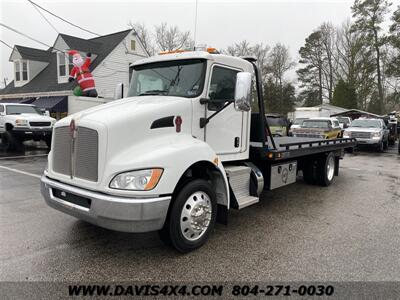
[139,90,168,96]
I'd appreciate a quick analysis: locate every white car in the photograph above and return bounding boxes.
[336,116,352,129]
[289,118,308,135]
[0,103,56,151]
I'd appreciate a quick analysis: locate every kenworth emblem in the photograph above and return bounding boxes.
[69,119,77,178]
[69,119,77,138]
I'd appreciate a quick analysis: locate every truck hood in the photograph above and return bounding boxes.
[346,127,381,133]
[292,127,330,134]
[55,95,193,163]
[6,113,55,122]
[58,96,190,125]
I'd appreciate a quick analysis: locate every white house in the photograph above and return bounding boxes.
[0,29,148,118]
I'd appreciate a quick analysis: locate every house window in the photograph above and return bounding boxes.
[68,56,74,73]
[15,62,21,81]
[58,52,67,76]
[130,40,136,51]
[22,61,28,81]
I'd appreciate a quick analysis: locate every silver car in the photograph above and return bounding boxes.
[343,118,389,152]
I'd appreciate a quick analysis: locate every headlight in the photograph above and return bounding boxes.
[343,131,351,138]
[51,120,56,126]
[109,168,163,191]
[372,132,382,139]
[15,119,28,126]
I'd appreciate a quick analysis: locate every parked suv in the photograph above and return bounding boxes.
[343,118,389,152]
[0,103,55,151]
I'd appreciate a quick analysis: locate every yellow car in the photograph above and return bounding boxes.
[292,117,342,139]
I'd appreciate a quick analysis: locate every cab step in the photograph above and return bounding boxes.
[235,195,259,209]
[225,165,259,210]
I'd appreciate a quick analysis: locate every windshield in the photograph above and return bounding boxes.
[293,118,307,125]
[128,59,206,98]
[351,119,381,128]
[6,105,41,115]
[337,117,350,124]
[302,120,330,129]
[267,117,287,126]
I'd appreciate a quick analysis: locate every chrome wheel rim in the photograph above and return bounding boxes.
[327,156,335,181]
[180,191,212,241]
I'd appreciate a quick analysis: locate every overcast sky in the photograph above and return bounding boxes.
[1,0,362,87]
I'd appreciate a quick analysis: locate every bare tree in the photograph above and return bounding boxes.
[128,21,155,56]
[155,22,193,52]
[267,43,295,112]
[267,43,295,87]
[224,41,269,79]
[320,22,337,102]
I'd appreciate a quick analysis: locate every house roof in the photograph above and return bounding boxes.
[0,29,132,96]
[13,45,50,62]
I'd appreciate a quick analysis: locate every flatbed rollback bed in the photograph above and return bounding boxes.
[244,57,357,190]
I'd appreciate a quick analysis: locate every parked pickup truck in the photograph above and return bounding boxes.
[292,117,342,139]
[343,118,389,152]
[41,50,356,252]
[0,103,55,151]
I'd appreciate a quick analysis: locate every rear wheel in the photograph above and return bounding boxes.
[316,152,336,187]
[159,179,217,253]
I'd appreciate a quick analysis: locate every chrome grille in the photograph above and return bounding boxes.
[52,126,98,182]
[52,127,71,176]
[30,121,51,127]
[74,127,98,181]
[351,132,372,139]
[295,133,323,139]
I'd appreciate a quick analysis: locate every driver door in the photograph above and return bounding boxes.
[204,65,247,157]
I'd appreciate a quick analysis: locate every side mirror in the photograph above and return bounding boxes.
[114,83,124,100]
[234,72,252,112]
[0,112,5,117]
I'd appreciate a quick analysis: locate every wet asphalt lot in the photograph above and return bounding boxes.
[0,142,399,282]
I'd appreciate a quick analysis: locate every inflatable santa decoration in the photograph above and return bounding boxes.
[68,50,98,97]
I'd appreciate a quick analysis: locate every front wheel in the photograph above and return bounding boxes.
[159,179,217,253]
[44,136,52,149]
[377,141,384,152]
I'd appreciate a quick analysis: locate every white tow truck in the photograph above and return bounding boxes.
[41,50,356,252]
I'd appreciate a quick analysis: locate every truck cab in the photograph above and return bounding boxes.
[41,50,356,252]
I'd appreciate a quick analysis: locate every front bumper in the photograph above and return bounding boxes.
[41,175,171,232]
[354,138,381,145]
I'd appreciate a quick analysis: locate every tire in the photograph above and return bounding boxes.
[159,179,217,253]
[384,139,388,150]
[44,136,52,149]
[315,152,336,187]
[302,160,317,185]
[377,141,384,153]
[1,131,17,152]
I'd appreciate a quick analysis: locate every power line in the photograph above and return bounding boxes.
[27,0,100,37]
[0,39,13,49]
[29,0,59,34]
[0,22,55,50]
